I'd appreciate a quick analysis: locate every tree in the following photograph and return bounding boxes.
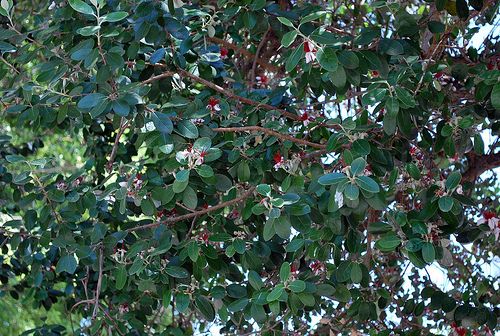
[0,0,499,335]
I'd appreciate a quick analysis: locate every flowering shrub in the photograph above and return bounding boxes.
[0,0,499,335]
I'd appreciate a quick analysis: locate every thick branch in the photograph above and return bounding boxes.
[212,126,326,149]
[462,152,500,183]
[127,187,256,232]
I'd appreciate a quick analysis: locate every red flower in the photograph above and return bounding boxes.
[483,211,496,220]
[310,260,325,275]
[220,47,228,59]
[207,97,221,112]
[372,70,379,77]
[273,152,283,164]
[299,112,309,121]
[487,62,495,70]
[434,71,444,79]
[304,40,317,63]
[256,75,268,85]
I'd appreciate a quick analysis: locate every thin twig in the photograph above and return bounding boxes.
[142,69,301,121]
[212,126,325,149]
[92,245,104,319]
[250,28,270,86]
[127,186,256,232]
[207,36,280,73]
[106,117,129,172]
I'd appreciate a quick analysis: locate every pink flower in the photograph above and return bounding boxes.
[256,75,268,87]
[310,260,325,275]
[220,47,228,59]
[478,211,500,240]
[299,111,313,126]
[304,41,316,64]
[206,97,221,113]
[273,152,285,170]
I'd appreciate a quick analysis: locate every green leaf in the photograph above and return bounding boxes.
[56,254,77,274]
[227,298,249,312]
[237,161,250,181]
[248,270,263,290]
[350,263,362,283]
[333,285,351,302]
[422,242,436,263]
[362,88,387,106]
[350,157,366,175]
[267,285,285,302]
[438,196,453,212]
[101,11,128,23]
[300,11,326,24]
[175,169,190,183]
[378,38,404,55]
[256,184,271,196]
[275,216,292,239]
[491,83,500,110]
[395,87,416,107]
[329,66,346,88]
[385,96,399,115]
[76,26,100,36]
[338,50,359,69]
[406,163,421,180]
[289,280,306,293]
[456,0,469,19]
[285,239,304,252]
[193,137,211,152]
[375,233,401,252]
[195,296,215,321]
[277,17,294,27]
[317,47,338,72]
[318,172,348,185]
[263,219,275,241]
[355,176,380,193]
[182,186,198,210]
[115,265,127,290]
[281,30,298,48]
[78,93,106,109]
[151,112,174,134]
[68,0,95,15]
[187,241,200,262]
[344,183,359,200]
[176,120,199,139]
[165,266,189,278]
[176,293,189,313]
[445,171,461,191]
[383,112,397,135]
[474,134,484,154]
[196,164,214,178]
[285,43,305,72]
[280,262,290,282]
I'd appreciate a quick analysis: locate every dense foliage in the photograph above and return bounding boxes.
[0,0,499,335]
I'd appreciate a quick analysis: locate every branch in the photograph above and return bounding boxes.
[207,36,280,73]
[212,126,326,149]
[250,28,270,86]
[142,69,301,121]
[127,186,256,232]
[462,152,500,183]
[106,117,129,173]
[92,245,104,319]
